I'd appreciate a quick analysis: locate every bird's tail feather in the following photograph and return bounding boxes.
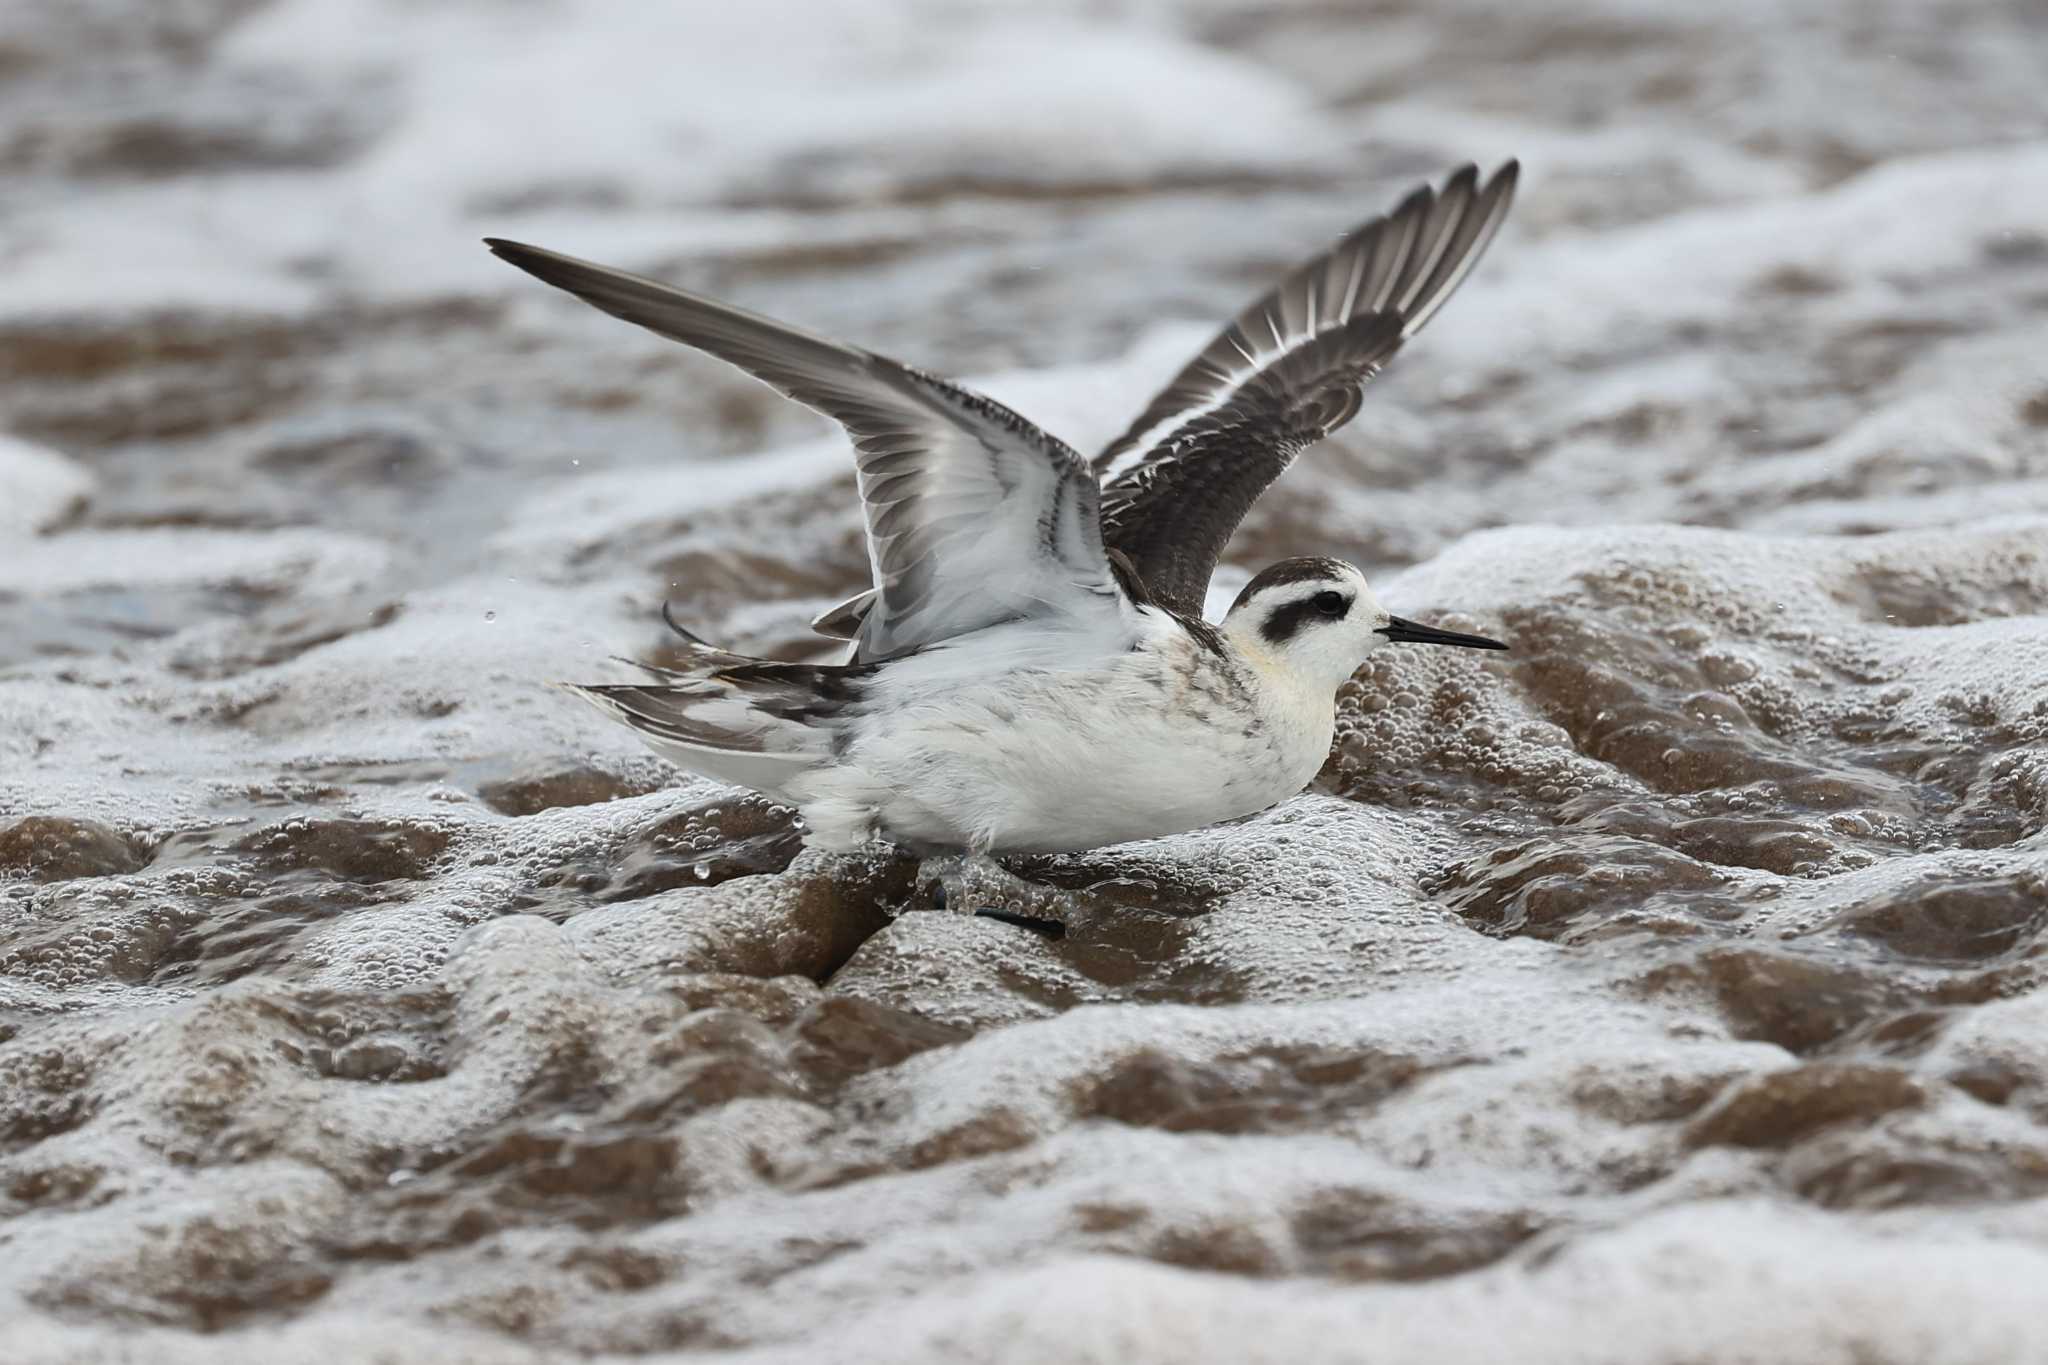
[564,681,824,791]
[560,619,873,794]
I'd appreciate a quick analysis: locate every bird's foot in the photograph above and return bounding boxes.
[916,854,1072,939]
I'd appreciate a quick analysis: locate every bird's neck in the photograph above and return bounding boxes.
[1224,624,1343,748]
[1224,619,1348,697]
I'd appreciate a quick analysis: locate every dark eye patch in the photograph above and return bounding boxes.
[1261,591,1354,644]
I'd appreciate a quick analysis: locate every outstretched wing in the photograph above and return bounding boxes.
[1094,161,1518,615]
[487,239,1127,664]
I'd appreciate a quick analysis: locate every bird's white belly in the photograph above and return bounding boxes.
[795,651,1330,855]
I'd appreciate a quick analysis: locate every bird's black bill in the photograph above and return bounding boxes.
[1377,615,1508,651]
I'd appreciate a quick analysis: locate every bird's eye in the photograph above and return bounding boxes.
[1312,590,1348,617]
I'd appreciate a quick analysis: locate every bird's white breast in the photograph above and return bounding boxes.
[793,613,1336,855]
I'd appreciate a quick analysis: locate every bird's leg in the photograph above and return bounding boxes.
[915,851,1072,939]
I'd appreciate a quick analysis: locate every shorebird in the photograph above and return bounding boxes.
[488,161,1517,933]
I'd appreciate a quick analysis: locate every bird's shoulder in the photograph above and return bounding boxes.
[1124,604,1265,705]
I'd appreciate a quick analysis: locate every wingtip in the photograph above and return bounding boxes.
[483,237,568,280]
[553,680,639,724]
[483,236,539,275]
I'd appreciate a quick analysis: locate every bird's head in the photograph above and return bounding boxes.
[1220,556,1506,690]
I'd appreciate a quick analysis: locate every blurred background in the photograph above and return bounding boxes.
[5,3,2048,1361]
[6,0,2045,672]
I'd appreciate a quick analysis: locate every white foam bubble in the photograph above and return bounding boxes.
[0,432,94,536]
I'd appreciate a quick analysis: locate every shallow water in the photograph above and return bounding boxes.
[4,1,2048,1361]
